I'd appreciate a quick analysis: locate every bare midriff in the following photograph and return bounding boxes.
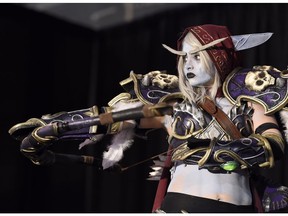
[167,163,252,206]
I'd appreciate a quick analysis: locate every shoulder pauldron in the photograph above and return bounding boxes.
[223,65,288,115]
[108,70,183,106]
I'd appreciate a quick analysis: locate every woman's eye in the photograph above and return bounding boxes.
[194,54,200,60]
[184,55,188,62]
[183,53,200,62]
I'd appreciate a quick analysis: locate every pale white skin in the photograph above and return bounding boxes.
[137,39,283,206]
[182,41,215,87]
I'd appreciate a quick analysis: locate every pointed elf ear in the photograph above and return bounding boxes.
[231,32,273,51]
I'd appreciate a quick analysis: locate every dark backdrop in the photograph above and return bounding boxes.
[1,3,288,213]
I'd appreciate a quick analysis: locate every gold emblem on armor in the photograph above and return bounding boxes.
[245,66,276,92]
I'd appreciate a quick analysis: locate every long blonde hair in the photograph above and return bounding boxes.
[178,32,221,104]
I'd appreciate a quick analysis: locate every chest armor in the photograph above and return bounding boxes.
[169,98,248,148]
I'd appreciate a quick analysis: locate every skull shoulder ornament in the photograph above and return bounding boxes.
[223,65,288,115]
[245,66,276,92]
[117,70,181,105]
[142,70,178,89]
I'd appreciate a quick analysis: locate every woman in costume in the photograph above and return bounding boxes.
[9,24,287,213]
[147,24,285,213]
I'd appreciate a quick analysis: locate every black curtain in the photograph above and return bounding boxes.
[1,3,288,213]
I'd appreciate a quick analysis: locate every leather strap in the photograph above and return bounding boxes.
[198,97,243,139]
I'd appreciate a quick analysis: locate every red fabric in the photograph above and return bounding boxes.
[177,24,240,82]
[250,178,264,213]
[152,145,173,212]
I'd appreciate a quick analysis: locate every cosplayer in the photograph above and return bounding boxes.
[9,24,288,213]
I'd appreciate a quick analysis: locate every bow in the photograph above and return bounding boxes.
[9,103,173,170]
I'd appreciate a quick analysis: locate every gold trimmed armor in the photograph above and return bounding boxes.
[174,134,275,172]
[167,98,277,172]
[7,69,288,212]
[9,106,101,142]
[223,65,288,115]
[9,70,180,166]
[169,98,254,149]
[9,68,286,171]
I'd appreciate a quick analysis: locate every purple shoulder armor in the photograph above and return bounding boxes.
[117,70,182,105]
[223,65,288,115]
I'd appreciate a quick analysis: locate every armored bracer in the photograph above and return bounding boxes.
[9,106,102,142]
[9,70,180,167]
[9,69,182,144]
[9,105,107,166]
[172,132,285,173]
